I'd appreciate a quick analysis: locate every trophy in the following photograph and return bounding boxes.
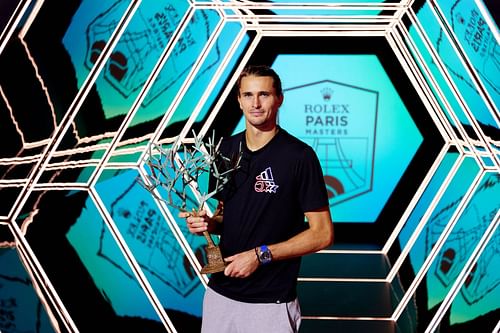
[138,131,241,274]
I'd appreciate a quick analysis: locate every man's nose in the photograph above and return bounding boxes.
[252,96,261,107]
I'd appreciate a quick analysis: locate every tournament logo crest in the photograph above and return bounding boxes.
[280,80,379,206]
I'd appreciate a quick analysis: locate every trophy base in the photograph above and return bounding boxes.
[200,244,226,274]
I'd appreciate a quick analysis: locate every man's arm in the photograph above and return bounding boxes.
[223,206,333,278]
[267,206,334,260]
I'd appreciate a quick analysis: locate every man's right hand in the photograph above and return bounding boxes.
[179,210,209,235]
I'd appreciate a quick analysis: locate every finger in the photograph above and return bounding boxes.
[179,212,191,218]
[224,265,233,277]
[189,221,207,232]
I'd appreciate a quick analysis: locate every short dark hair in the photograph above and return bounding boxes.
[236,64,283,97]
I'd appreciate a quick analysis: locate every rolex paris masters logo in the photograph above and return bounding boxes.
[255,167,279,193]
[280,80,379,206]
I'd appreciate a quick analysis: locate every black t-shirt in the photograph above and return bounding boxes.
[208,127,329,303]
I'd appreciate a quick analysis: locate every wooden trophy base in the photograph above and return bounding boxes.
[201,244,226,274]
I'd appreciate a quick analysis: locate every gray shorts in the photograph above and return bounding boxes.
[201,287,301,333]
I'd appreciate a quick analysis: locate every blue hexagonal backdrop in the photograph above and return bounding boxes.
[0,1,498,333]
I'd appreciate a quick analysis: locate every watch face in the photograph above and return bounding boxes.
[259,246,272,264]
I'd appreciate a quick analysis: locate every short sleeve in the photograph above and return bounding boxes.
[296,147,329,213]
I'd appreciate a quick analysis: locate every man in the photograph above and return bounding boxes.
[181,64,334,332]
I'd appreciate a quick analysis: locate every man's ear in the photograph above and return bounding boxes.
[277,94,284,107]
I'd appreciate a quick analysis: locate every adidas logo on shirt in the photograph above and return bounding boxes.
[255,167,279,193]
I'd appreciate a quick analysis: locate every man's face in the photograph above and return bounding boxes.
[237,75,283,130]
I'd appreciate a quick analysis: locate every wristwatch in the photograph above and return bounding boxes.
[256,245,272,265]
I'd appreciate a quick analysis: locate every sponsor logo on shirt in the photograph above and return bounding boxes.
[255,167,279,193]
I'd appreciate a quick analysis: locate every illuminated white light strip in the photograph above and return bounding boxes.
[198,1,401,32]
[405,10,479,156]
[32,184,92,190]
[89,188,177,332]
[18,0,46,38]
[298,277,387,283]
[40,159,102,170]
[248,26,388,33]
[301,315,394,321]
[381,147,450,266]
[429,2,500,166]
[20,37,60,133]
[385,0,406,33]
[397,22,461,144]
[319,249,382,254]
[2,179,137,191]
[0,179,27,186]
[193,2,403,11]
[0,154,43,165]
[9,221,78,333]
[97,162,141,169]
[0,58,58,172]
[49,144,111,159]
[16,247,63,333]
[474,0,500,42]
[425,206,499,333]
[200,28,250,136]
[392,163,485,321]
[222,15,396,22]
[431,5,499,128]
[0,0,33,54]
[107,134,154,155]
[7,1,142,222]
[2,131,152,170]
[388,18,454,139]
[202,32,264,132]
[493,319,500,333]
[0,132,113,173]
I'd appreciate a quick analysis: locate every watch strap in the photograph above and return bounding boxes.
[255,245,272,265]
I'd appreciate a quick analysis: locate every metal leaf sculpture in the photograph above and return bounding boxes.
[138,130,242,273]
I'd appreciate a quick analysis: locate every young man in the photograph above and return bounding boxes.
[181,64,334,332]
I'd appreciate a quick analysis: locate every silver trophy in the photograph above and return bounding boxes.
[139,131,241,274]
